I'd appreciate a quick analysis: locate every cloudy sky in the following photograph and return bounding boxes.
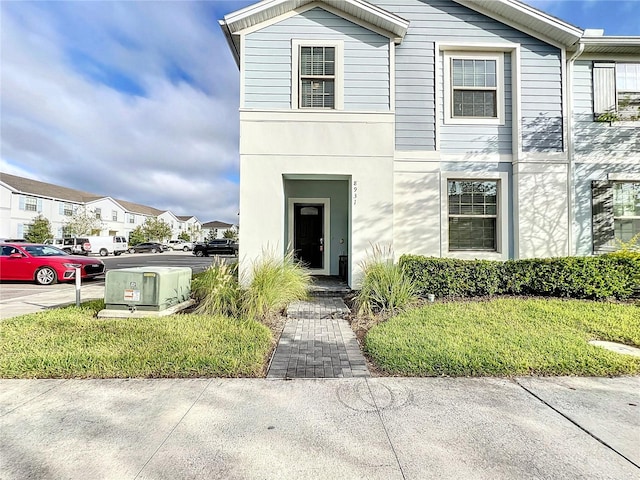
[1,0,638,224]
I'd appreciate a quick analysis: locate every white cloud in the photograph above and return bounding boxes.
[1,1,241,223]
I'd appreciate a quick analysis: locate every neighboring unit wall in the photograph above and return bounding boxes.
[572,60,640,255]
[377,0,567,259]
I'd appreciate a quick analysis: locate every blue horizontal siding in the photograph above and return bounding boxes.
[244,7,390,111]
[371,0,563,153]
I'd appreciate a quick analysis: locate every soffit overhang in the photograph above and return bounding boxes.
[220,0,410,66]
[579,37,640,56]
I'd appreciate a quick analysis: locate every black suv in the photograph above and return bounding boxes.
[45,237,92,255]
[193,239,238,257]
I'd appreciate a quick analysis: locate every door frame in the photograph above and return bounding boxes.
[287,197,330,275]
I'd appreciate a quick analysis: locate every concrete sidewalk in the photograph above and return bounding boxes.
[1,376,638,479]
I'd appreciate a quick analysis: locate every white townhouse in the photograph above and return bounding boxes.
[220,0,640,287]
[0,173,203,241]
[201,220,237,240]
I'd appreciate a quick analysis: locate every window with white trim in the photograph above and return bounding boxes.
[613,182,640,243]
[24,197,38,211]
[300,46,335,108]
[20,195,41,212]
[444,52,504,125]
[292,40,343,111]
[95,208,101,219]
[112,210,118,221]
[448,180,498,251]
[128,214,135,224]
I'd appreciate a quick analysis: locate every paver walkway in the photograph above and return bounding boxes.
[267,297,370,379]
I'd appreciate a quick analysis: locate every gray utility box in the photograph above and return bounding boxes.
[104,267,192,311]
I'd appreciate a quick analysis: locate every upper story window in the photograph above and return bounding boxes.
[59,202,74,216]
[594,62,640,121]
[452,59,497,117]
[19,195,41,212]
[128,213,135,224]
[448,180,498,251]
[95,208,101,219]
[300,46,335,108]
[616,63,640,92]
[112,210,118,221]
[444,51,505,125]
[292,40,343,111]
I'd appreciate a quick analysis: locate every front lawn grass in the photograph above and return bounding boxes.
[364,298,640,377]
[0,301,272,379]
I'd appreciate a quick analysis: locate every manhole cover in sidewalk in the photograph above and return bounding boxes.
[589,340,640,357]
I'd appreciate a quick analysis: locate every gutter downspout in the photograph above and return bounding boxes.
[566,42,585,256]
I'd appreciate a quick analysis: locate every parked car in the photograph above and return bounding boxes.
[0,243,105,285]
[86,236,128,256]
[128,242,165,254]
[167,240,194,251]
[45,237,91,255]
[192,239,239,257]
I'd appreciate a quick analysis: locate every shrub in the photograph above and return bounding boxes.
[243,249,311,320]
[191,259,242,316]
[400,255,502,298]
[400,254,640,301]
[355,245,418,316]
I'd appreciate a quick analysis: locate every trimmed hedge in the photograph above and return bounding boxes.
[399,253,640,300]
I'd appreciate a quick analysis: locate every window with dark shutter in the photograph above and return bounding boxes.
[591,181,615,253]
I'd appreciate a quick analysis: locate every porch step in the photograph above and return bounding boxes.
[308,275,351,298]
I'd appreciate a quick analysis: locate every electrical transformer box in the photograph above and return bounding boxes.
[104,267,192,311]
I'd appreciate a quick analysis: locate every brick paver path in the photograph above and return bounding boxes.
[267,297,370,379]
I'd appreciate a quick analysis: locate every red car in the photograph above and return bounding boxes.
[0,243,105,285]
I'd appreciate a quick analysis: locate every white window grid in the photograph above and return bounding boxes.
[616,63,640,92]
[447,180,498,251]
[613,182,640,243]
[24,197,38,212]
[442,50,505,126]
[299,46,335,109]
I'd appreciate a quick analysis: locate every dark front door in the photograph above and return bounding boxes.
[294,204,324,269]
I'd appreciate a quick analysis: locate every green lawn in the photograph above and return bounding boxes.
[364,298,640,377]
[0,301,272,379]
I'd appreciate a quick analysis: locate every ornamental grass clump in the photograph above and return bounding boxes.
[356,245,419,317]
[243,249,311,320]
[191,259,242,317]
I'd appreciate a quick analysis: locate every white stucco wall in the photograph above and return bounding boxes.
[513,162,569,258]
[239,111,395,287]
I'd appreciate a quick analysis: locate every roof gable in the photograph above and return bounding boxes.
[220,0,588,65]
[220,0,410,65]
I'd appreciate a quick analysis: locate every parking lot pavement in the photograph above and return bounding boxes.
[0,252,222,318]
[0,282,105,320]
[0,377,638,479]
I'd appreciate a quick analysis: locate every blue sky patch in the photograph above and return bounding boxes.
[67,49,146,97]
